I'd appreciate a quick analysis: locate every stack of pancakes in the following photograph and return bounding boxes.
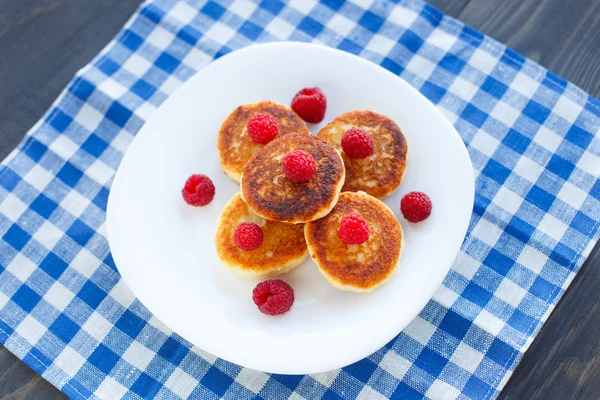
[216,101,407,292]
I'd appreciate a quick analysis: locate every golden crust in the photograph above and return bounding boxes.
[317,110,408,199]
[218,101,310,183]
[305,191,403,292]
[215,193,308,278]
[240,133,345,224]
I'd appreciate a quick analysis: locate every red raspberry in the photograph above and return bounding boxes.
[233,222,263,251]
[291,87,327,123]
[338,213,370,244]
[341,129,374,159]
[282,150,317,182]
[252,279,294,316]
[247,112,278,144]
[401,192,432,223]
[181,174,215,206]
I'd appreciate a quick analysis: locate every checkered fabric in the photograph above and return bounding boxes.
[1,0,599,399]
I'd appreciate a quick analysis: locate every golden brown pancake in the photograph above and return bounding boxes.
[305,191,403,292]
[215,193,308,278]
[240,133,345,224]
[317,110,408,199]
[218,101,310,183]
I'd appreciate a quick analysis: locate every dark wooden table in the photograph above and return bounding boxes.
[0,0,599,398]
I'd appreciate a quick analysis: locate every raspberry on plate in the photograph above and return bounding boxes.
[233,222,263,251]
[401,192,432,223]
[282,150,317,182]
[291,87,327,123]
[252,279,294,316]
[181,174,215,206]
[338,213,370,244]
[341,128,374,159]
[247,112,279,144]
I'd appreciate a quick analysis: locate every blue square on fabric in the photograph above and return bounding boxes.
[30,194,58,219]
[523,100,551,124]
[391,382,422,400]
[459,25,484,47]
[473,194,491,217]
[63,379,93,400]
[3,225,31,251]
[81,134,110,158]
[158,337,190,366]
[88,343,120,374]
[415,348,448,376]
[342,358,377,384]
[24,347,52,372]
[66,220,95,247]
[177,26,202,45]
[502,129,530,154]
[201,366,234,397]
[546,154,575,180]
[272,374,303,391]
[40,252,68,279]
[12,286,41,313]
[358,10,385,33]
[201,1,226,20]
[77,281,107,309]
[48,109,73,133]
[460,104,488,128]
[508,309,536,334]
[420,81,445,104]
[381,57,403,75]
[121,30,144,52]
[239,21,262,41]
[49,315,79,343]
[57,162,83,187]
[481,76,508,99]
[439,54,466,74]
[464,375,493,399]
[486,338,517,367]
[525,185,555,212]
[338,39,362,55]
[591,179,600,201]
[106,101,133,127]
[298,16,324,36]
[24,138,47,162]
[439,310,471,340]
[93,187,109,211]
[70,77,96,101]
[484,248,514,276]
[155,53,180,74]
[565,125,593,149]
[482,159,511,185]
[505,216,535,244]
[571,211,596,236]
[322,389,343,400]
[321,0,344,11]
[1,168,21,191]
[462,282,493,307]
[131,372,161,398]
[399,30,424,53]
[96,56,120,76]
[130,80,157,101]
[500,48,525,70]
[529,276,558,302]
[115,310,146,339]
[542,72,567,94]
[140,4,165,24]
[549,243,578,268]
[260,0,285,15]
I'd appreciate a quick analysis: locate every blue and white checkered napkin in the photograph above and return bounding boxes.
[1,0,599,398]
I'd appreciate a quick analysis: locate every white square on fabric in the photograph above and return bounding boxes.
[493,186,523,215]
[287,0,317,14]
[516,246,547,275]
[165,368,199,398]
[311,370,338,388]
[160,75,184,96]
[75,104,105,133]
[205,22,237,44]
[109,279,136,309]
[557,181,588,210]
[434,285,460,309]
[552,95,583,124]
[86,159,114,186]
[490,100,521,129]
[537,213,568,242]
[0,291,9,309]
[95,376,129,399]
[122,340,156,371]
[133,102,157,121]
[378,351,412,380]
[450,342,484,374]
[452,252,481,280]
[429,30,458,53]
[265,17,296,40]
[403,316,437,346]
[470,131,500,159]
[474,309,504,336]
[533,126,563,153]
[426,379,461,400]
[358,386,386,400]
[449,76,479,102]
[405,54,437,80]
[235,368,270,394]
[16,315,46,345]
[367,34,397,56]
[97,78,129,99]
[60,190,89,218]
[327,13,356,37]
[388,7,418,29]
[49,135,80,161]
[35,221,64,251]
[511,71,540,99]
[577,150,600,176]
[25,164,55,192]
[495,279,527,308]
[110,132,134,154]
[513,156,543,184]
[54,346,86,377]
[122,53,153,78]
[169,2,198,25]
[182,47,213,71]
[45,281,75,312]
[82,312,113,342]
[228,0,258,19]
[146,25,176,51]
[70,249,100,279]
[469,48,499,75]
[0,194,27,222]
[474,218,503,248]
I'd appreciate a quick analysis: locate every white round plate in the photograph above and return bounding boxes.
[107,42,474,375]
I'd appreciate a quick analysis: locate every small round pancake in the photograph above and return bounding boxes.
[305,191,403,292]
[317,110,408,199]
[240,133,345,224]
[215,193,308,278]
[218,100,310,183]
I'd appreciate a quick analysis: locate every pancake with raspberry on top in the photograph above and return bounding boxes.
[240,133,345,224]
[218,100,310,183]
[305,191,403,292]
[317,110,408,199]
